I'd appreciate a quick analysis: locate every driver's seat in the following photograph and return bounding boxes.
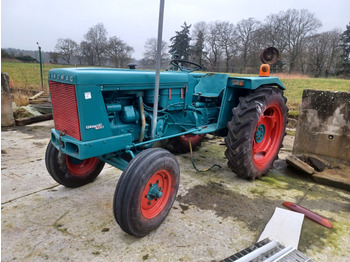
[194,73,229,98]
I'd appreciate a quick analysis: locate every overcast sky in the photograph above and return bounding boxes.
[1,0,350,60]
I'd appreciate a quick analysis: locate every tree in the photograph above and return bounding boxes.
[169,22,192,60]
[340,22,350,76]
[216,21,236,72]
[84,23,108,66]
[307,30,341,77]
[142,38,169,68]
[236,18,261,73]
[79,41,94,65]
[55,38,78,64]
[49,52,59,64]
[263,13,289,54]
[190,22,207,66]
[1,49,13,59]
[204,22,224,71]
[281,9,322,72]
[105,36,134,68]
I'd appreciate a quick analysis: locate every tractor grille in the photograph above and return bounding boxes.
[49,81,81,141]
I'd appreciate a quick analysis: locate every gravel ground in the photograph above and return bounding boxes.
[1,120,350,261]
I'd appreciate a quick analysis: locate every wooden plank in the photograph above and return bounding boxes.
[15,113,53,126]
[29,91,44,101]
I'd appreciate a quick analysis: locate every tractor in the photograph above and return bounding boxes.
[45,47,288,236]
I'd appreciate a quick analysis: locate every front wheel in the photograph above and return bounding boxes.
[113,148,180,237]
[225,87,288,179]
[45,141,105,187]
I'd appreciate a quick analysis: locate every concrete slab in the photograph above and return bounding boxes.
[2,123,350,261]
[312,164,350,191]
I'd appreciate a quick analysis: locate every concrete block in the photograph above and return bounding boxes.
[293,89,350,164]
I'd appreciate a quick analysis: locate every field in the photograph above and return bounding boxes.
[275,74,350,111]
[2,60,350,112]
[1,60,73,92]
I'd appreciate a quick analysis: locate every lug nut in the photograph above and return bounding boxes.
[148,201,152,205]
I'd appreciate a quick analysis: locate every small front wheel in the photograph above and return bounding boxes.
[113,148,180,237]
[45,141,105,188]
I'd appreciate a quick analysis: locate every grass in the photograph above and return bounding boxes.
[279,76,350,111]
[2,60,350,111]
[1,60,73,92]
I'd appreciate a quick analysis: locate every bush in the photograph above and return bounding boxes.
[14,55,38,63]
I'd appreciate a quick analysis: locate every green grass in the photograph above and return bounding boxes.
[281,78,350,111]
[1,60,73,91]
[2,60,350,111]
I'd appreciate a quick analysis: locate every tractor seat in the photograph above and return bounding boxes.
[194,73,229,98]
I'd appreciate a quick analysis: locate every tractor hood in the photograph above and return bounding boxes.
[48,68,191,86]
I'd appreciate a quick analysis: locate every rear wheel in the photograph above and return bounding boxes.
[163,134,204,153]
[45,141,105,187]
[113,148,180,237]
[225,87,288,179]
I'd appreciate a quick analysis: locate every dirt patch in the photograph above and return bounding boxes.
[177,182,281,233]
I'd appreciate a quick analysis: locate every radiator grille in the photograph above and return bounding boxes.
[49,81,81,141]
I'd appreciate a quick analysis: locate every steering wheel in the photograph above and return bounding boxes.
[170,59,203,73]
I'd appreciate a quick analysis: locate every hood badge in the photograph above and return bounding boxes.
[86,123,104,130]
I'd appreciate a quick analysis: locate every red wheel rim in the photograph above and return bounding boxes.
[66,156,99,176]
[252,103,284,170]
[141,170,172,219]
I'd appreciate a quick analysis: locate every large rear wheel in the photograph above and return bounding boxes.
[225,87,288,179]
[45,141,105,187]
[113,148,180,237]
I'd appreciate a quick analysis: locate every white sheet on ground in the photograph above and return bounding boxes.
[258,207,304,249]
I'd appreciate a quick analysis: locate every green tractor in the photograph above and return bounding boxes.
[45,47,287,236]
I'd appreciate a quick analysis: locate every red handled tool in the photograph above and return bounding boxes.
[283,201,333,229]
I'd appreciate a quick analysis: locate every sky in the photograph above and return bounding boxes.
[1,0,350,60]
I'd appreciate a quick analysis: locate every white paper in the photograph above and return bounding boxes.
[258,207,304,249]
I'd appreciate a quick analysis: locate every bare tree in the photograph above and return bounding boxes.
[216,21,236,72]
[105,36,134,68]
[142,38,169,68]
[262,13,289,54]
[49,52,59,64]
[79,41,94,65]
[190,22,207,67]
[55,38,78,64]
[84,23,108,66]
[236,18,261,73]
[281,9,322,72]
[325,30,342,77]
[307,30,341,77]
[204,22,223,71]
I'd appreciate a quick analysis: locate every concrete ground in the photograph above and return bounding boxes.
[1,121,350,261]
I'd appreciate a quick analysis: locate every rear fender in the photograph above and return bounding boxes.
[216,76,285,131]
